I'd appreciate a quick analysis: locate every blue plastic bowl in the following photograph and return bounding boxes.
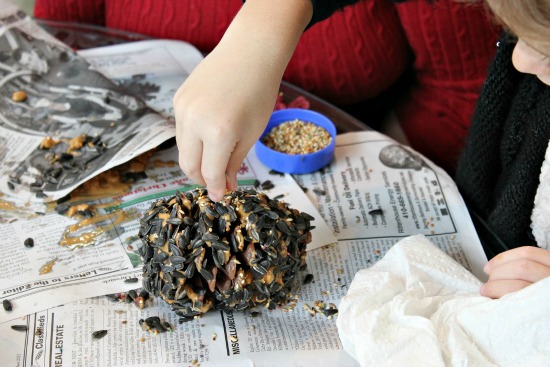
[255,108,336,174]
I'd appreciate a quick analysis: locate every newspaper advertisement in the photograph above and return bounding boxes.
[0,3,197,203]
[1,131,487,367]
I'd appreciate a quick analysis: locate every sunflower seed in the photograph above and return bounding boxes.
[3,299,13,311]
[92,330,108,339]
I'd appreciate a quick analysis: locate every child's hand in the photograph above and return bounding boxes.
[173,0,312,201]
[480,246,550,298]
[173,47,278,201]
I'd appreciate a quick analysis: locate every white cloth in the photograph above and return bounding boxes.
[337,235,550,367]
[531,140,550,249]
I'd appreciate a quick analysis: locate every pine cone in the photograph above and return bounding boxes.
[138,188,314,318]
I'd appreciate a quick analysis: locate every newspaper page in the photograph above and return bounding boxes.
[294,132,487,280]
[1,131,486,367]
[0,2,201,202]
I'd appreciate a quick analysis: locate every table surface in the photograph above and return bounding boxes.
[36,18,369,134]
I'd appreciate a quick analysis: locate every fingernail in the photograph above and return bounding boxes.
[209,192,221,202]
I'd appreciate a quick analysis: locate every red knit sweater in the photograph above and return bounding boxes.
[34,0,500,172]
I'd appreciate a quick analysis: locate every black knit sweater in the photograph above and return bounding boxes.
[455,36,550,251]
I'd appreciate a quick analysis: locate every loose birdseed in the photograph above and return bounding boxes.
[261,119,332,155]
[24,238,34,248]
[3,299,13,311]
[92,330,108,339]
[11,90,27,102]
[303,274,314,285]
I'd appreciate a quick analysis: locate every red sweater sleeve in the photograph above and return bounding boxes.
[34,0,106,25]
[394,0,500,173]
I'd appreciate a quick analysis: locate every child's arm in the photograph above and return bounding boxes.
[173,0,314,201]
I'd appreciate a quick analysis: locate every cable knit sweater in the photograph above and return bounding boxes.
[34,0,499,173]
[456,36,550,252]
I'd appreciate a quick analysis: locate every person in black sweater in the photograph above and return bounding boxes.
[455,0,550,298]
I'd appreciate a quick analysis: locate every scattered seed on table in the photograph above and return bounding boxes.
[11,325,27,332]
[3,299,13,311]
[92,330,108,339]
[124,277,138,283]
[368,208,383,216]
[268,169,285,176]
[303,274,314,285]
[313,188,326,196]
[24,238,34,248]
[260,180,275,190]
[261,119,332,155]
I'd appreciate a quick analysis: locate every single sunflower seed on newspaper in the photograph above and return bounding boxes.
[92,330,108,339]
[3,299,13,311]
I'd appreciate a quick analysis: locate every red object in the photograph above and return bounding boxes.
[35,0,499,172]
[394,1,500,172]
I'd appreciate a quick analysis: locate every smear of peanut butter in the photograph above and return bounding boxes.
[60,210,131,248]
[0,199,15,211]
[39,136,61,150]
[67,134,86,153]
[39,258,58,275]
[151,159,178,168]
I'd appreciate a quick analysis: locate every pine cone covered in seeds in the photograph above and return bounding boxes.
[138,188,314,318]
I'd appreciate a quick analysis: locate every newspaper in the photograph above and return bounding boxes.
[0,3,487,365]
[294,132,487,280]
[0,130,487,367]
[0,2,198,203]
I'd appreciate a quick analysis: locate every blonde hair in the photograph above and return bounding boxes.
[485,0,550,52]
